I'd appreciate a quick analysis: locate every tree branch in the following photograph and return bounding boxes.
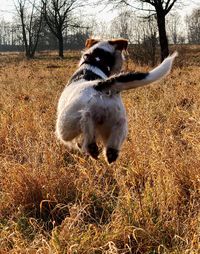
[165,0,177,14]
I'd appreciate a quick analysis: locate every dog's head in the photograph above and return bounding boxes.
[79,38,128,76]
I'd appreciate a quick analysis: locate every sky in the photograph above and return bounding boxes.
[0,0,15,20]
[0,0,199,22]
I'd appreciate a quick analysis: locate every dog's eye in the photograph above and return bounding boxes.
[84,54,90,60]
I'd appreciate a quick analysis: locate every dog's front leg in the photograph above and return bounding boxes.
[81,111,99,160]
[105,118,127,164]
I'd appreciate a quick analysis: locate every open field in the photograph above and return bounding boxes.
[0,46,200,253]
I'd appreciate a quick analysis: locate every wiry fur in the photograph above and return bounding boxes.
[56,39,177,163]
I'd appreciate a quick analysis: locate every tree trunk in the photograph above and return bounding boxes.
[21,17,30,58]
[156,12,169,61]
[58,33,64,58]
[26,43,33,59]
[26,49,31,59]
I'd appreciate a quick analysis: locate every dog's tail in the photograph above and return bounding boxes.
[94,52,178,93]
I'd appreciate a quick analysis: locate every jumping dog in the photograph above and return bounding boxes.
[56,39,177,163]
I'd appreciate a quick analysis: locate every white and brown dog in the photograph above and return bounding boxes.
[56,39,177,163]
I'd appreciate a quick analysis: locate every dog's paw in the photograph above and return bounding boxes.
[87,143,99,160]
[106,148,119,164]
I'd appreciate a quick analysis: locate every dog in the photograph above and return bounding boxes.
[56,38,177,163]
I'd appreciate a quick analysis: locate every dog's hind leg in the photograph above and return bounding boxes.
[105,118,127,164]
[56,105,81,147]
[81,111,99,159]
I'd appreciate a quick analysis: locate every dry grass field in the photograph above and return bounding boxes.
[0,46,200,253]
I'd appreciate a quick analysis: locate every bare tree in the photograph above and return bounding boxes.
[109,10,158,65]
[41,0,87,58]
[166,12,182,44]
[107,0,180,61]
[0,20,10,45]
[186,8,200,44]
[110,10,134,41]
[14,0,43,58]
[140,15,158,65]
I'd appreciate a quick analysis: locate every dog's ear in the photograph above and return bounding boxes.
[109,39,128,51]
[85,38,99,48]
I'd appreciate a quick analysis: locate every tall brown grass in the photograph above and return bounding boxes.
[0,47,200,253]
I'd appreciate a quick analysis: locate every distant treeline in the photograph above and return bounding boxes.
[0,1,199,63]
[0,21,89,52]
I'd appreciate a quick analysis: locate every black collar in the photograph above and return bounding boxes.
[68,68,103,85]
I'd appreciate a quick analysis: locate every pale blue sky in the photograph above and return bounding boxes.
[0,0,199,22]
